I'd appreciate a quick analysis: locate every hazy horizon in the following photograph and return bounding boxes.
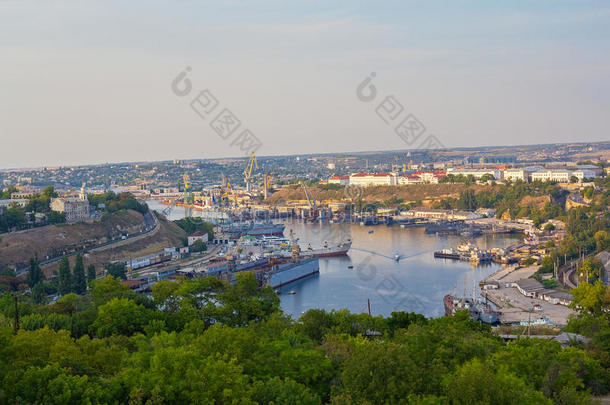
[2,1,609,169]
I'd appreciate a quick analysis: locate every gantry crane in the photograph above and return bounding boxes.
[243,152,258,193]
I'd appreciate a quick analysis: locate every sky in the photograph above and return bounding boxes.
[1,0,609,168]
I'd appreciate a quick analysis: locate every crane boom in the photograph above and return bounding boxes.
[300,182,316,209]
[243,152,258,193]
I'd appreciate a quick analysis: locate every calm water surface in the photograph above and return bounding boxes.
[147,201,520,318]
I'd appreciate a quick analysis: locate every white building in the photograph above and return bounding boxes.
[328,176,350,186]
[416,171,446,183]
[503,168,533,182]
[530,170,572,183]
[446,168,503,181]
[572,169,597,181]
[187,231,209,246]
[349,173,397,187]
[0,199,28,211]
[397,175,422,185]
[50,197,90,222]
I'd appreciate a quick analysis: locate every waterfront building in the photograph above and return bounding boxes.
[50,197,90,222]
[514,278,545,298]
[405,208,481,220]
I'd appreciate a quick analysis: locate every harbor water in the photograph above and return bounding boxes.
[147,201,520,318]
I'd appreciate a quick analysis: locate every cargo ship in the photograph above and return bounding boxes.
[301,239,352,257]
[444,294,499,324]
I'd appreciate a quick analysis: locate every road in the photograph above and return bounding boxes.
[16,211,159,276]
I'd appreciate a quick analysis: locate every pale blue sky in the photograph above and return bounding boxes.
[1,0,609,168]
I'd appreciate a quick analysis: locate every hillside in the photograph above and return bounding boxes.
[0,210,150,270]
[266,184,499,207]
[40,213,186,277]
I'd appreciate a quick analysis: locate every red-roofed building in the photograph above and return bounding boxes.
[328,175,350,186]
[397,175,422,185]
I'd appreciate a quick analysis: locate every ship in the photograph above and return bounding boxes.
[443,294,499,324]
[223,222,285,237]
[301,239,352,257]
[434,248,461,260]
[266,256,320,288]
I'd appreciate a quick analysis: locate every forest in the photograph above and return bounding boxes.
[0,270,609,404]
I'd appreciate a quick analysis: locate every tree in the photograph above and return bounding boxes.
[191,239,206,253]
[445,359,551,405]
[87,264,96,286]
[90,297,148,337]
[26,255,44,288]
[31,282,46,305]
[58,257,72,296]
[105,262,127,280]
[72,254,86,294]
[570,281,610,318]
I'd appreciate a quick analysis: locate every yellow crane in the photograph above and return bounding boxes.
[183,173,191,190]
[222,181,237,206]
[264,172,274,199]
[243,152,258,193]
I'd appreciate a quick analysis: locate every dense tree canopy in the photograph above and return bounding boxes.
[0,271,608,404]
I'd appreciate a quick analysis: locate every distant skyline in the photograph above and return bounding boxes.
[2,140,607,172]
[2,0,609,169]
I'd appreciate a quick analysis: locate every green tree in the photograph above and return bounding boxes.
[570,280,610,317]
[57,257,72,296]
[105,262,126,280]
[191,239,206,252]
[31,282,46,305]
[445,359,551,405]
[86,264,96,286]
[71,254,86,294]
[90,297,148,337]
[26,255,44,288]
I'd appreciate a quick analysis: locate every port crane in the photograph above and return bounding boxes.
[300,182,316,210]
[182,173,193,204]
[222,181,237,207]
[264,172,274,199]
[243,152,258,193]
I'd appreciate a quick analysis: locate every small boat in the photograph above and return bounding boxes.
[347,265,354,269]
[275,290,281,295]
[289,290,296,295]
